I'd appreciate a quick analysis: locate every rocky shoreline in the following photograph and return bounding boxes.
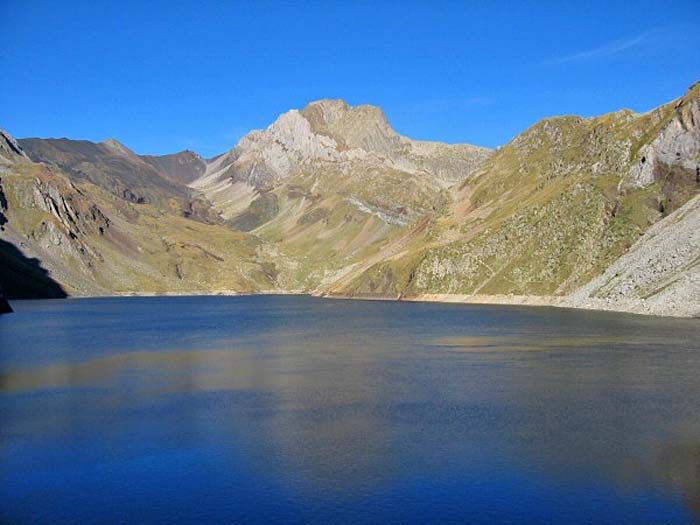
[7,289,699,318]
[320,292,700,318]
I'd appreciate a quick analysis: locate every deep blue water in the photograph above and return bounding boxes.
[1,295,700,524]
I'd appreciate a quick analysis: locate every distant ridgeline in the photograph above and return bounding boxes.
[0,82,699,317]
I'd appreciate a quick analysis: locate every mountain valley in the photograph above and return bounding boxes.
[1,83,699,316]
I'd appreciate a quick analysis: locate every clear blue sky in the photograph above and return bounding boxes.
[1,1,699,157]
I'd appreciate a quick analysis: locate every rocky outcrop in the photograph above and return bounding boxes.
[210,109,339,191]
[0,128,29,166]
[31,177,110,237]
[196,99,475,194]
[627,82,700,188]
[300,99,492,182]
[0,176,8,228]
[300,99,395,152]
[21,176,114,277]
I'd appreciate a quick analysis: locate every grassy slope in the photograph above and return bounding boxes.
[331,85,700,298]
[234,159,447,290]
[2,161,275,295]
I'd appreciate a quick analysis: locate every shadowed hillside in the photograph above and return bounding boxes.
[0,238,66,299]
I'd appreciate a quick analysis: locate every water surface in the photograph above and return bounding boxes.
[1,296,699,523]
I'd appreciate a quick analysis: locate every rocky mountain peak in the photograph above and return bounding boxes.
[101,138,138,159]
[196,98,492,203]
[204,109,338,191]
[302,99,351,126]
[300,99,395,152]
[264,109,338,155]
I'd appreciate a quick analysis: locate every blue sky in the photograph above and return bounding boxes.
[1,1,698,157]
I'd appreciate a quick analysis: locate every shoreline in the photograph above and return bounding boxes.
[54,289,308,299]
[7,290,698,319]
[316,292,700,319]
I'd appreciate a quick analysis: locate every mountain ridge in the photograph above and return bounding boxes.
[2,85,699,316]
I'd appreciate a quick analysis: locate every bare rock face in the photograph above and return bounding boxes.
[0,128,29,166]
[301,99,398,154]
[628,83,700,188]
[217,109,339,190]
[31,177,110,240]
[302,99,492,182]
[201,99,491,190]
[20,172,111,271]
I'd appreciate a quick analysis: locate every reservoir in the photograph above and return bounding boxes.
[1,295,699,523]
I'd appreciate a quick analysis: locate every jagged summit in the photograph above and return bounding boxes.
[300,99,394,151]
[194,98,492,202]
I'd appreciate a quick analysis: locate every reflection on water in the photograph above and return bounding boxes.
[1,296,699,523]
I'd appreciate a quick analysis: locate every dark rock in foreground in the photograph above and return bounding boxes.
[0,294,12,314]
